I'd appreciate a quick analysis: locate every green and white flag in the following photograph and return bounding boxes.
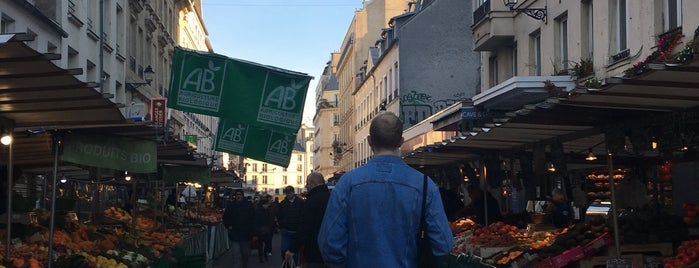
[168,47,312,133]
[214,119,296,167]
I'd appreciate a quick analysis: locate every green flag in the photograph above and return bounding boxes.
[214,119,297,167]
[168,47,312,133]
[61,133,157,173]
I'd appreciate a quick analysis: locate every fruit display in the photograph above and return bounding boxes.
[683,203,699,225]
[664,239,699,268]
[616,204,687,244]
[104,207,132,222]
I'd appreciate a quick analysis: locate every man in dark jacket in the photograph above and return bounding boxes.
[277,185,304,263]
[286,172,330,267]
[223,189,254,268]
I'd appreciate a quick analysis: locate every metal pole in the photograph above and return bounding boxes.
[47,135,60,268]
[5,136,13,261]
[607,151,621,259]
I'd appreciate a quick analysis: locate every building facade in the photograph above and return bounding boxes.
[336,0,411,171]
[313,52,341,179]
[243,124,315,194]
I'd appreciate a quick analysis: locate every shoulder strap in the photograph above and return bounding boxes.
[419,174,428,238]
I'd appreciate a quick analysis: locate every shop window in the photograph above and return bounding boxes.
[664,0,682,31]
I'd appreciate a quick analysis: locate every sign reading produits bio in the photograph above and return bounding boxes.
[215,119,296,167]
[60,133,157,173]
[169,47,312,133]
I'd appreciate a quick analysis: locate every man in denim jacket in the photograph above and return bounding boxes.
[318,112,454,268]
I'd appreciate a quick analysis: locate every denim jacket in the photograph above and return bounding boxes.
[318,155,454,268]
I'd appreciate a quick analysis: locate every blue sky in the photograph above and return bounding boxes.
[202,1,364,125]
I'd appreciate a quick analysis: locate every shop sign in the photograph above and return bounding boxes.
[461,107,503,120]
[214,119,296,167]
[150,98,167,127]
[184,134,198,145]
[168,47,312,133]
[60,133,157,173]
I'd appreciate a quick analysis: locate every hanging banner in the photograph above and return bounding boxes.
[161,165,211,185]
[214,119,296,167]
[60,133,157,173]
[150,98,168,127]
[184,134,198,145]
[168,47,312,133]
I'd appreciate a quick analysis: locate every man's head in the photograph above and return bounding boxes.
[368,112,404,153]
[306,172,326,190]
[234,189,244,201]
[283,185,295,199]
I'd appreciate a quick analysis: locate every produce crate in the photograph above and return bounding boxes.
[562,246,585,262]
[532,257,554,268]
[582,232,612,257]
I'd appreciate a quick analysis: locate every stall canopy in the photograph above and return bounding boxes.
[0,33,205,180]
[403,57,699,167]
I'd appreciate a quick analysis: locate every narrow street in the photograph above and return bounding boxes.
[209,232,283,268]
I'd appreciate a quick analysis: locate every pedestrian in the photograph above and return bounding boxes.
[223,189,254,268]
[317,111,454,267]
[286,172,330,268]
[253,194,275,263]
[277,185,304,264]
[463,184,503,225]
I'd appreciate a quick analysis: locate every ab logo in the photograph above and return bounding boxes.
[218,123,247,153]
[177,55,226,113]
[258,75,308,130]
[265,132,292,164]
[264,79,303,111]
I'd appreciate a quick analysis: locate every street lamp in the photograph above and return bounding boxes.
[126,65,155,89]
[503,0,547,22]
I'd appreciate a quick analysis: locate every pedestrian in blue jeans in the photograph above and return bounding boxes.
[278,185,304,264]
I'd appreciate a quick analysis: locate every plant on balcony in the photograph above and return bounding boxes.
[624,28,684,77]
[582,78,604,89]
[568,58,594,79]
[543,80,569,98]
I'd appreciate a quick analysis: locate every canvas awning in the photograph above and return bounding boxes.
[402,57,699,167]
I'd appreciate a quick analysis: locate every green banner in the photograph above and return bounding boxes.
[214,119,296,167]
[61,133,157,173]
[168,47,312,133]
[161,165,211,185]
[184,134,198,144]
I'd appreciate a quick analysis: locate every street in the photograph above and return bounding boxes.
[209,231,284,268]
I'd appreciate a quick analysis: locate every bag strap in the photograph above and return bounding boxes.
[418,174,428,242]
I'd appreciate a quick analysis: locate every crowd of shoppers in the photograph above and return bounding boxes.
[222,111,455,268]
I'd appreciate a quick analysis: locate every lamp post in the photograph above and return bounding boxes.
[502,0,547,22]
[126,65,155,89]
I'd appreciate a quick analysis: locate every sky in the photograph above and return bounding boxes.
[201,0,365,126]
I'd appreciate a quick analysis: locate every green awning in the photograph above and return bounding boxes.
[161,165,211,185]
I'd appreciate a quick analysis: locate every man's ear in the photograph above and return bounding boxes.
[367,135,373,147]
[399,137,405,146]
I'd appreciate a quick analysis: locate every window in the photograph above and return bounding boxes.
[556,14,569,71]
[297,164,303,171]
[488,55,498,87]
[530,30,542,76]
[283,175,287,184]
[664,0,682,31]
[252,175,257,184]
[297,175,303,184]
[581,0,594,60]
[262,175,268,184]
[252,163,258,172]
[615,0,628,52]
[283,167,287,172]
[393,62,399,97]
[512,43,518,76]
[262,163,267,172]
[1,14,15,34]
[298,154,303,161]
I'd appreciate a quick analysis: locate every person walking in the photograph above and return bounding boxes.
[286,172,331,268]
[277,185,304,264]
[223,189,254,268]
[253,194,275,263]
[318,111,454,268]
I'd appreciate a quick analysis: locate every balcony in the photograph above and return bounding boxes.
[471,0,515,51]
